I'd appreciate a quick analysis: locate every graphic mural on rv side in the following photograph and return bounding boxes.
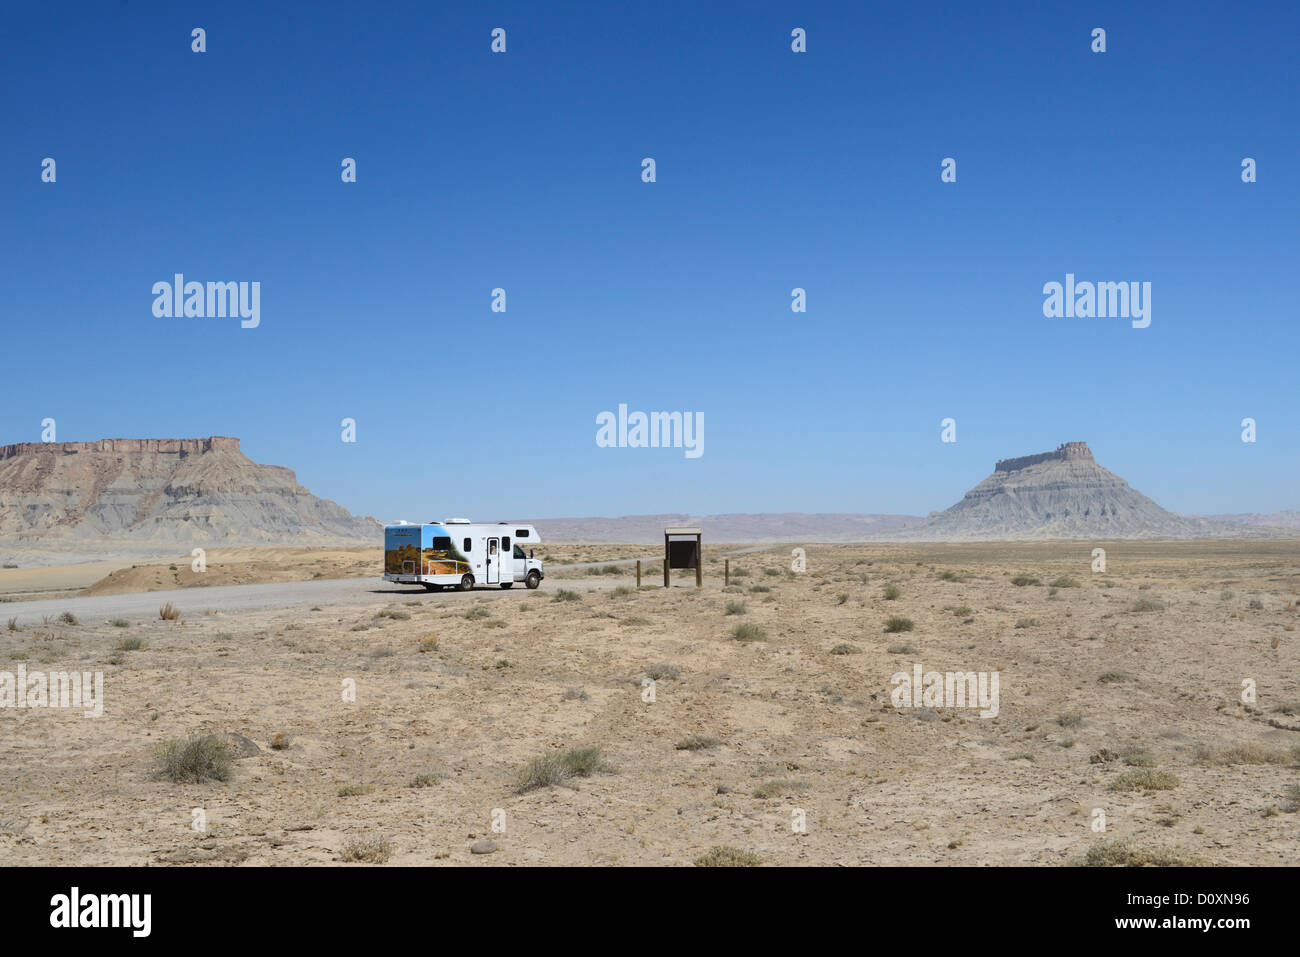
[384,524,420,575]
[420,524,470,575]
[385,524,470,576]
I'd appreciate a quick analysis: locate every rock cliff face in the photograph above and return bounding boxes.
[892,443,1245,540]
[0,437,378,547]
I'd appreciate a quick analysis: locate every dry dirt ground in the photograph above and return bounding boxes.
[2,540,1298,866]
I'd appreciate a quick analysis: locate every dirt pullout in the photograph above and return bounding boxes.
[2,539,1297,866]
[79,547,384,596]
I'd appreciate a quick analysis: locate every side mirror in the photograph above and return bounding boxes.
[529,549,534,559]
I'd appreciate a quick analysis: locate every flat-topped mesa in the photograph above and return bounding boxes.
[0,437,241,460]
[995,442,1093,473]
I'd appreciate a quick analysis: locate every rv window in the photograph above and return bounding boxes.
[463,538,472,552]
[501,537,510,551]
[431,536,451,549]
[515,529,528,538]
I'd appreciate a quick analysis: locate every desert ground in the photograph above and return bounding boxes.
[1,540,1298,866]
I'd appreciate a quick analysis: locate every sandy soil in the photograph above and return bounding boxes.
[1,540,1297,866]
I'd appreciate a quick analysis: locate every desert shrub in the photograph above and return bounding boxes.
[5,617,17,632]
[674,735,720,751]
[159,603,180,621]
[58,611,78,626]
[724,601,747,615]
[515,746,612,794]
[553,589,582,602]
[464,607,490,620]
[882,584,902,600]
[155,734,234,783]
[753,779,808,799]
[340,835,394,863]
[1097,671,1134,684]
[1051,576,1081,588]
[836,593,849,604]
[1010,575,1039,587]
[418,635,439,653]
[1129,599,1165,613]
[409,773,440,788]
[116,636,146,651]
[1281,784,1300,814]
[1056,712,1084,728]
[376,609,410,620]
[694,846,761,867]
[109,618,129,628]
[1195,743,1292,766]
[1082,840,1200,867]
[883,616,914,633]
[830,643,862,655]
[1015,617,1038,629]
[611,586,634,597]
[337,783,374,797]
[748,585,771,594]
[886,643,917,654]
[730,623,768,643]
[1121,747,1156,767]
[645,662,680,680]
[1111,769,1180,791]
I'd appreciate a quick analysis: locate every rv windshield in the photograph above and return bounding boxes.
[513,545,526,559]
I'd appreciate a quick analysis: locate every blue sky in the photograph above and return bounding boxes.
[3,1,1297,522]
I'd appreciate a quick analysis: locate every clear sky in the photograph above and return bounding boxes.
[3,1,1297,523]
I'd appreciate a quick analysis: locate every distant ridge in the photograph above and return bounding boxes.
[522,512,919,544]
[0,436,379,550]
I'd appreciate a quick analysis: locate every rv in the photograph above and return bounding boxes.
[383,519,545,591]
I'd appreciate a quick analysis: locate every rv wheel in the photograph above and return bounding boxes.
[458,574,474,591]
[499,582,513,589]
[525,571,541,589]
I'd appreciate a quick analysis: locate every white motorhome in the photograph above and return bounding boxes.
[383,519,545,591]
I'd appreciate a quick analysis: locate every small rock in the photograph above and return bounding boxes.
[470,840,498,855]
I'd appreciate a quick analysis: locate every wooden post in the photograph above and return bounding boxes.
[636,560,641,588]
[725,559,729,586]
[695,539,702,588]
[663,557,669,588]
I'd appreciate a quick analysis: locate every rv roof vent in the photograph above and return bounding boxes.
[445,517,471,524]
